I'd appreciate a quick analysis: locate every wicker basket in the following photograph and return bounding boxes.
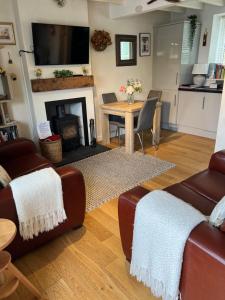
[39,138,62,163]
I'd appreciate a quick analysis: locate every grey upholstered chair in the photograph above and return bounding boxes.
[102,93,125,143]
[134,98,158,153]
[147,90,162,102]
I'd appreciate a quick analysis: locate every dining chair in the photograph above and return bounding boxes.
[134,98,158,154]
[147,90,162,102]
[102,93,125,143]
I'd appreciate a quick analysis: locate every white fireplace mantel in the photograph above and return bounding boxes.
[32,87,95,143]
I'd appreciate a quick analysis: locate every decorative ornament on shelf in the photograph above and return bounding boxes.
[91,30,112,52]
[0,67,6,76]
[54,0,66,7]
[120,79,142,105]
[82,66,88,76]
[35,68,42,79]
[188,15,197,49]
[53,69,74,78]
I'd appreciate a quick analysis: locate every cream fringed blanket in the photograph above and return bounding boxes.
[10,168,67,240]
[130,190,206,300]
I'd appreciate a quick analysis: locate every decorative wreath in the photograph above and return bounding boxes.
[91,30,112,52]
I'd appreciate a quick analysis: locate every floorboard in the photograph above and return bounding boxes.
[7,130,215,300]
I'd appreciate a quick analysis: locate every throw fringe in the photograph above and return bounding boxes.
[19,209,67,240]
[130,263,180,300]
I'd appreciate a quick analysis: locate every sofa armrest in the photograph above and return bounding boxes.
[0,138,37,165]
[118,186,149,261]
[0,186,18,222]
[180,222,225,300]
[56,166,86,227]
[0,166,86,259]
[209,150,225,174]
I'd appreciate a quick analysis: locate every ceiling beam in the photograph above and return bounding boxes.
[176,0,203,10]
[198,0,224,6]
[89,0,124,4]
[160,6,185,13]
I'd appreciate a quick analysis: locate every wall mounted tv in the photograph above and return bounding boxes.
[32,23,90,65]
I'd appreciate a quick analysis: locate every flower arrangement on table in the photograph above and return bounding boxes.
[120,79,142,104]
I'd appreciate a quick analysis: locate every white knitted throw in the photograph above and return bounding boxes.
[210,195,225,227]
[10,168,67,240]
[130,190,207,300]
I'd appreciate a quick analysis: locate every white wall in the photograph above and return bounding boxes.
[5,0,94,142]
[197,4,225,63]
[16,0,90,79]
[1,0,169,141]
[215,86,225,151]
[88,1,169,140]
[0,0,33,138]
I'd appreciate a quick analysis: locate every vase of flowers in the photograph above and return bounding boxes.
[120,79,142,104]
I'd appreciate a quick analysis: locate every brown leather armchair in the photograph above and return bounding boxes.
[0,138,86,259]
[118,150,225,300]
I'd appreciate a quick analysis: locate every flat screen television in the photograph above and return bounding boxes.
[32,23,90,65]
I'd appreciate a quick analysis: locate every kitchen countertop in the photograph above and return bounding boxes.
[179,86,223,94]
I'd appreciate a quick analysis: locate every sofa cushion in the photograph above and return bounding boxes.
[182,170,225,205]
[165,183,216,216]
[2,153,52,179]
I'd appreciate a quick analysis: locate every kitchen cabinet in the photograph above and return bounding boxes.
[153,21,201,128]
[153,23,182,91]
[161,90,178,128]
[177,91,222,138]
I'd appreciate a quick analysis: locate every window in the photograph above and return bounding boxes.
[209,14,225,64]
[120,41,133,61]
[215,17,225,64]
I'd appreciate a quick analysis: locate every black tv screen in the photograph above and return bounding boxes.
[32,23,90,65]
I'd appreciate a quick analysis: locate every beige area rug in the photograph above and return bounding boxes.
[70,147,175,212]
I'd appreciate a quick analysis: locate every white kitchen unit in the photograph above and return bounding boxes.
[160,90,178,129]
[153,21,201,129]
[177,91,222,139]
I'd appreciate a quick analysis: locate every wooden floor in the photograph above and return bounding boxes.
[7,131,215,300]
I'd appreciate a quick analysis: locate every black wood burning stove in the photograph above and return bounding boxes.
[52,104,80,152]
[45,98,89,152]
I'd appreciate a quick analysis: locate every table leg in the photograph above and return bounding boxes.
[8,262,42,299]
[125,112,134,154]
[102,112,110,145]
[152,102,162,146]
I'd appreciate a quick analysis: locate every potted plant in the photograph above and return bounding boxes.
[53,69,74,78]
[188,15,198,49]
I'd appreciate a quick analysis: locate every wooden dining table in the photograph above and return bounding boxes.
[101,100,162,154]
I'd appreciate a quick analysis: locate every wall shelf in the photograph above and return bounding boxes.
[31,75,94,93]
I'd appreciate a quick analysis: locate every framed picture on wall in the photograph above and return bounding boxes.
[0,23,16,45]
[139,33,151,57]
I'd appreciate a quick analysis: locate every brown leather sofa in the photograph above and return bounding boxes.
[118,150,225,300]
[0,138,86,259]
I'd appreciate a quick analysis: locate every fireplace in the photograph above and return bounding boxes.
[45,98,89,152]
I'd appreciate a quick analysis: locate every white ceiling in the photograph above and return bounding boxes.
[98,0,225,19]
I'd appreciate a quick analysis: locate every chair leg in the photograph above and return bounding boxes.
[151,129,159,150]
[137,132,144,154]
[118,127,121,146]
[115,128,118,140]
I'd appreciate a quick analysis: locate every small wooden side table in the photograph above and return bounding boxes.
[0,219,42,299]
